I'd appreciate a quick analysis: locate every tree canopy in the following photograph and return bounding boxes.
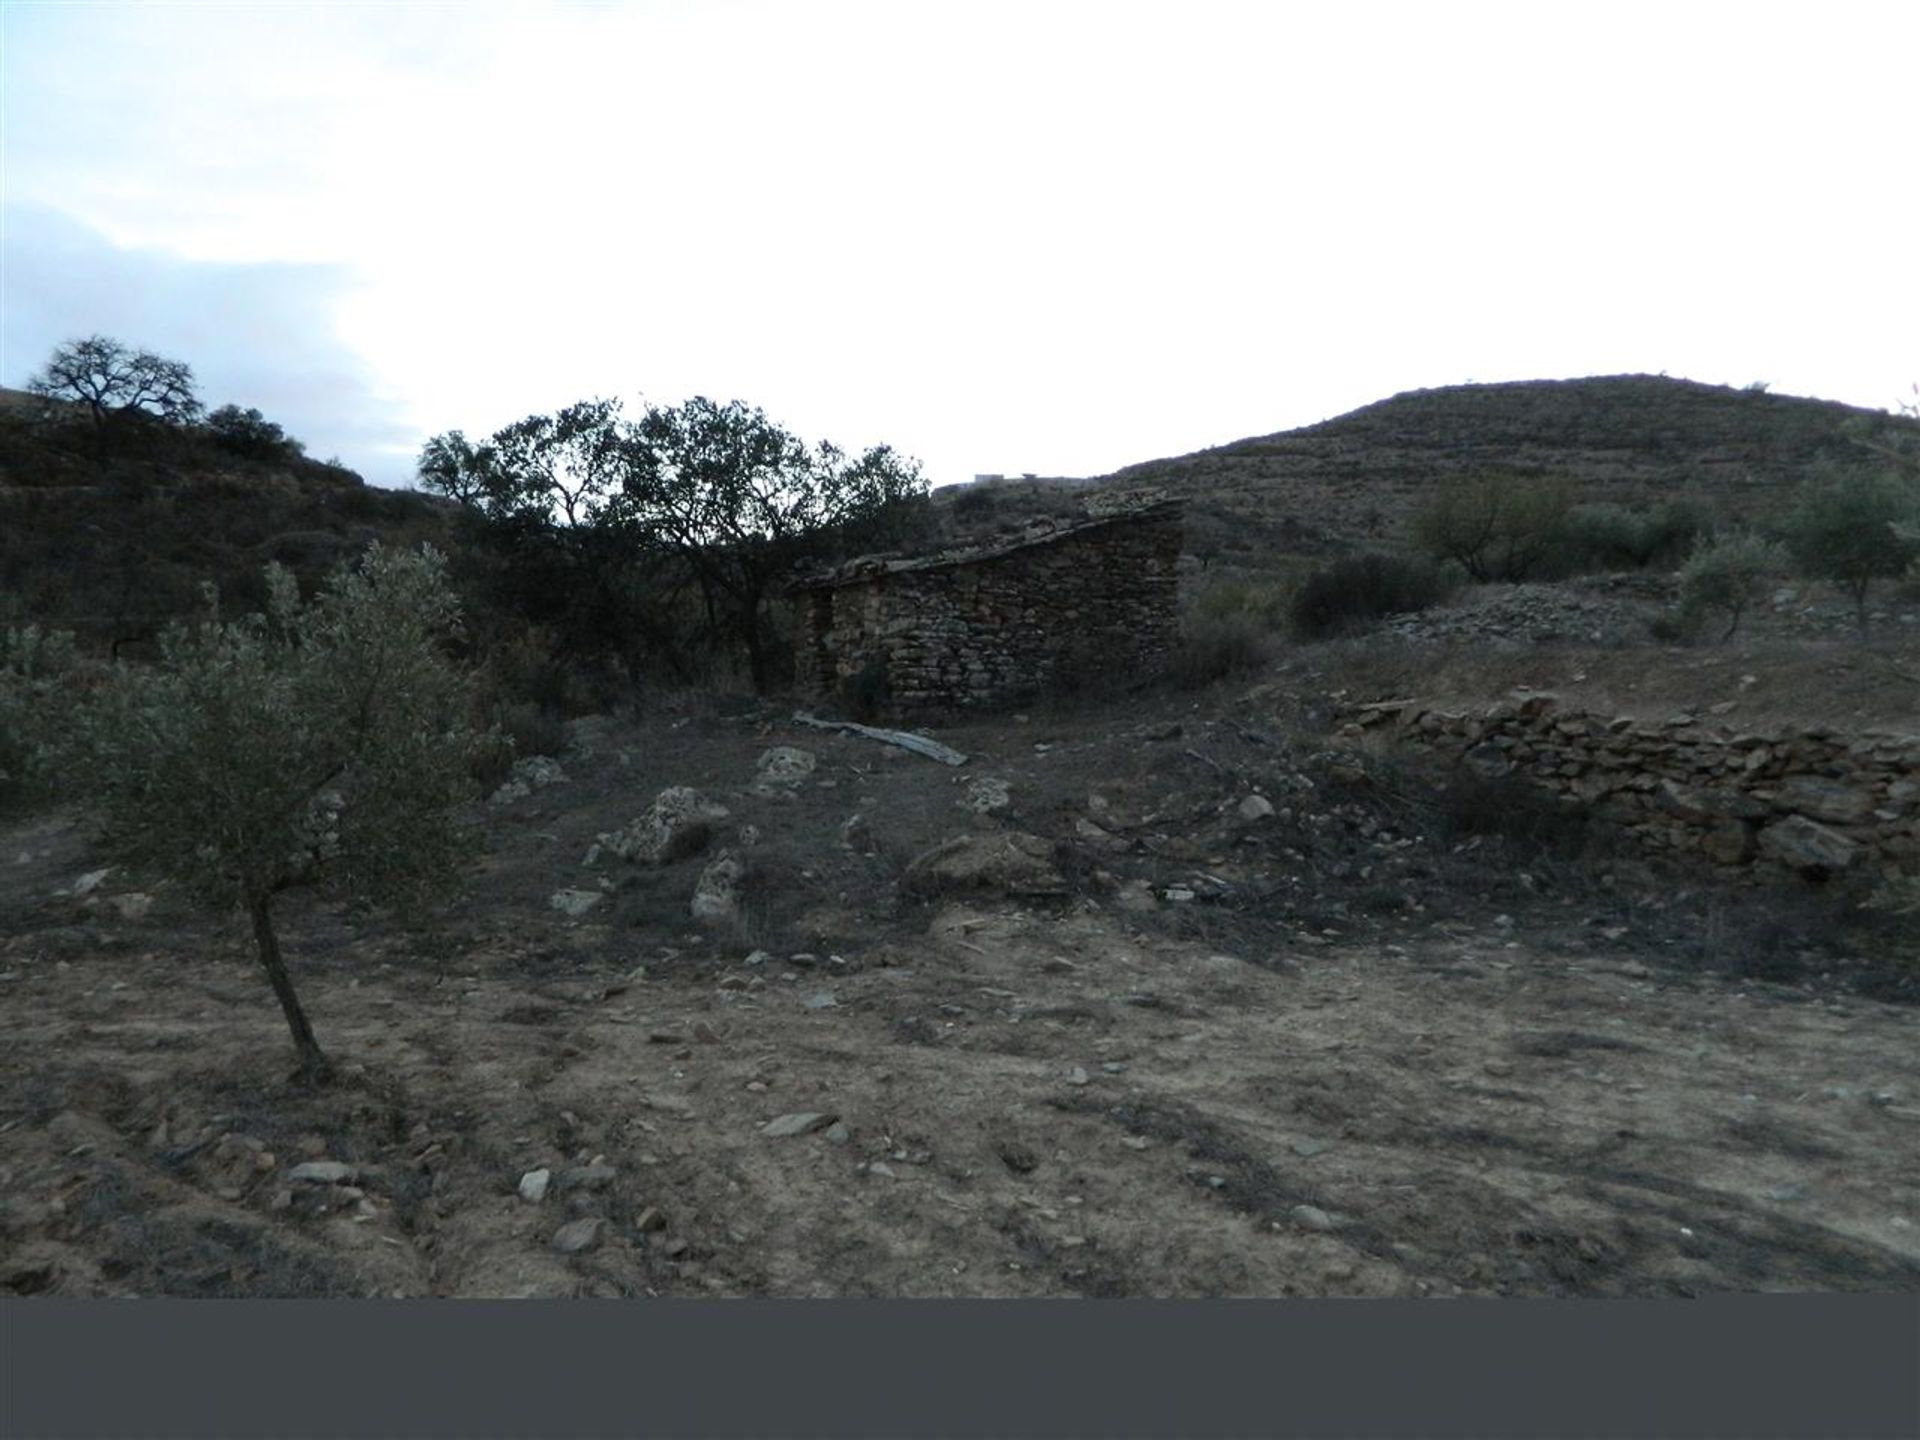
[27,334,203,428]
[419,396,930,688]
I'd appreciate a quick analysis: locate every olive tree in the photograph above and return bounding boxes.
[64,545,487,1082]
[1782,464,1920,633]
[1677,532,1787,642]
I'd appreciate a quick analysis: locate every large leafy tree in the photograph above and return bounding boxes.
[419,396,929,689]
[27,334,203,429]
[62,546,486,1082]
[1409,471,1572,582]
[621,397,929,688]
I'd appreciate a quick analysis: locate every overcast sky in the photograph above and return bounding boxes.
[4,1,1916,489]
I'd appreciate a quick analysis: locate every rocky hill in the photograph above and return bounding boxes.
[1097,375,1920,560]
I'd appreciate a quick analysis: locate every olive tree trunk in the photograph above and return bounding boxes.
[245,889,332,1083]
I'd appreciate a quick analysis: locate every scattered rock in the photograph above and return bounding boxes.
[69,868,113,899]
[106,892,153,921]
[556,1163,616,1193]
[489,756,567,806]
[901,831,1065,898]
[598,788,731,866]
[1073,817,1130,853]
[690,850,746,925]
[1291,1139,1330,1158]
[1065,1066,1090,1086]
[839,814,877,854]
[762,1112,837,1137]
[802,991,840,1011]
[288,1161,357,1185]
[1237,794,1276,823]
[755,746,818,789]
[549,888,604,919]
[551,1217,605,1254]
[1289,1205,1336,1232]
[960,777,1012,815]
[518,1168,551,1203]
[824,1122,852,1145]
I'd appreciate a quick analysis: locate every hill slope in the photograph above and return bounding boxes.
[1099,375,1920,560]
[0,396,455,652]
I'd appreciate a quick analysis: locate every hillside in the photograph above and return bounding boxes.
[0,393,456,653]
[1096,375,1920,561]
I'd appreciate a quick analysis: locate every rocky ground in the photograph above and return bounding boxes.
[3,670,1917,1299]
[1379,575,1920,651]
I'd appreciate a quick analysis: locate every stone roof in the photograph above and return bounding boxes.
[788,494,1181,593]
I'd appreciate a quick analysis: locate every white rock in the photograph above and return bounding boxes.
[288,1161,357,1185]
[960,777,1012,814]
[690,851,746,924]
[762,1112,836,1137]
[518,1168,551,1202]
[107,892,153,921]
[549,888,604,918]
[70,868,113,899]
[755,746,818,786]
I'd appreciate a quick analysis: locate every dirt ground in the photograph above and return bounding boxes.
[3,671,1917,1299]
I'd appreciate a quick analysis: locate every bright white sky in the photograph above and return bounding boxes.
[3,0,1916,489]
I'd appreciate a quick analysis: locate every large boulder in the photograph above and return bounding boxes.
[599,788,731,865]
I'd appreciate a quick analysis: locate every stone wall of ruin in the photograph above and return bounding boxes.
[796,515,1183,713]
[1340,694,1920,884]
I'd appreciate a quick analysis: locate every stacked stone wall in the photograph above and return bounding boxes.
[797,514,1182,713]
[1341,694,1919,884]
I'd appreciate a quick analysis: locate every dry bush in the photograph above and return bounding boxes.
[1288,552,1457,639]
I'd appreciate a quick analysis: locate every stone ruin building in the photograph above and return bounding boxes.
[790,496,1184,714]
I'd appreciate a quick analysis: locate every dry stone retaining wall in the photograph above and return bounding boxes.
[1342,693,1920,884]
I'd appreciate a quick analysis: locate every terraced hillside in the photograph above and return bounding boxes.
[1096,375,1920,561]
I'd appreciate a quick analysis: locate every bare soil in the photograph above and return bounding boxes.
[4,669,1917,1300]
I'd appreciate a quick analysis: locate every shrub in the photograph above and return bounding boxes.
[1410,472,1573,581]
[1782,464,1920,632]
[62,545,488,1082]
[1550,498,1710,574]
[1166,610,1278,689]
[205,404,306,462]
[1677,532,1788,641]
[1191,578,1292,628]
[0,625,82,806]
[1289,552,1457,639]
[837,657,892,723]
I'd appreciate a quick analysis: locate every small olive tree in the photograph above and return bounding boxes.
[1782,465,1920,633]
[65,545,487,1082]
[1677,532,1787,642]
